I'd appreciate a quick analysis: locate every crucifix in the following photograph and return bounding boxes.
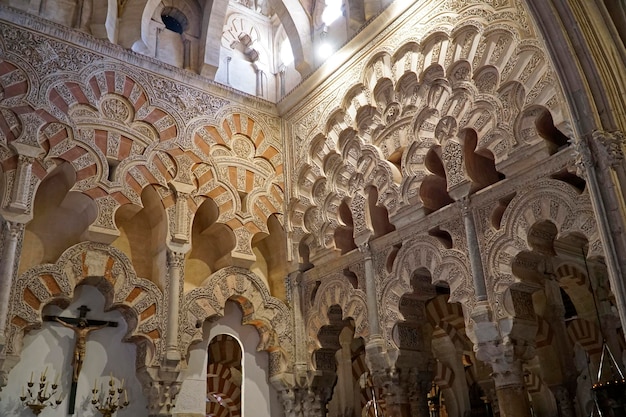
[43,305,118,414]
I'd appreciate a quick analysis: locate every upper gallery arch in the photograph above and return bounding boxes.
[289,15,572,261]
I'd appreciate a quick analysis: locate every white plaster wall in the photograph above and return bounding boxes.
[0,285,148,417]
[158,29,185,68]
[176,301,283,417]
[215,50,258,97]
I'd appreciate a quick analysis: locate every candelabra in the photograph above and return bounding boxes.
[20,368,63,416]
[91,375,129,417]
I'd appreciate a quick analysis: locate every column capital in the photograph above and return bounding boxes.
[6,221,25,239]
[166,250,185,268]
[593,129,626,169]
[474,338,533,388]
[357,241,371,255]
[460,195,471,215]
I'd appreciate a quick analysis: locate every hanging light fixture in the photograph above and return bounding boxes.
[581,249,626,417]
[592,343,626,416]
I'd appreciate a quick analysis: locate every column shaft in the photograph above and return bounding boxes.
[165,250,184,362]
[495,384,531,417]
[493,359,532,417]
[0,221,23,346]
[363,253,381,338]
[461,198,487,300]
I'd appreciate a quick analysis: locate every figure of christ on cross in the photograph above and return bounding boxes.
[43,305,118,414]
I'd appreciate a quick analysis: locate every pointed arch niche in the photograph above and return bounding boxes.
[178,301,282,417]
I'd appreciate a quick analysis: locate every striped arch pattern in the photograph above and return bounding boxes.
[567,318,603,355]
[426,296,470,350]
[207,362,236,381]
[306,275,369,362]
[190,112,284,255]
[555,264,587,287]
[208,336,242,369]
[524,369,544,395]
[433,360,455,390]
[381,236,472,348]
[206,400,232,417]
[6,242,163,365]
[0,58,55,214]
[46,68,178,141]
[534,318,554,349]
[289,16,571,259]
[29,68,182,234]
[554,262,597,321]
[206,376,241,417]
[180,267,292,377]
[486,179,602,319]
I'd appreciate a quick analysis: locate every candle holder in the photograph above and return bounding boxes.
[91,375,129,417]
[20,368,63,416]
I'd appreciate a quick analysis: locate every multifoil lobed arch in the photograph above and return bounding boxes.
[7,242,164,367]
[381,235,472,349]
[305,275,368,364]
[180,266,292,378]
[486,179,602,319]
[290,17,570,257]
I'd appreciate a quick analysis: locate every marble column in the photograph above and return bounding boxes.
[0,221,24,348]
[461,197,487,301]
[165,249,184,363]
[360,243,381,339]
[407,369,432,417]
[381,368,409,417]
[478,343,531,417]
[492,358,531,417]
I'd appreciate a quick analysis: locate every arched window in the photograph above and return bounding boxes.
[161,7,188,34]
[279,37,294,66]
[158,7,188,67]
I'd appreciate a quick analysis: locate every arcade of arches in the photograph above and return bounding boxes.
[0,1,625,417]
